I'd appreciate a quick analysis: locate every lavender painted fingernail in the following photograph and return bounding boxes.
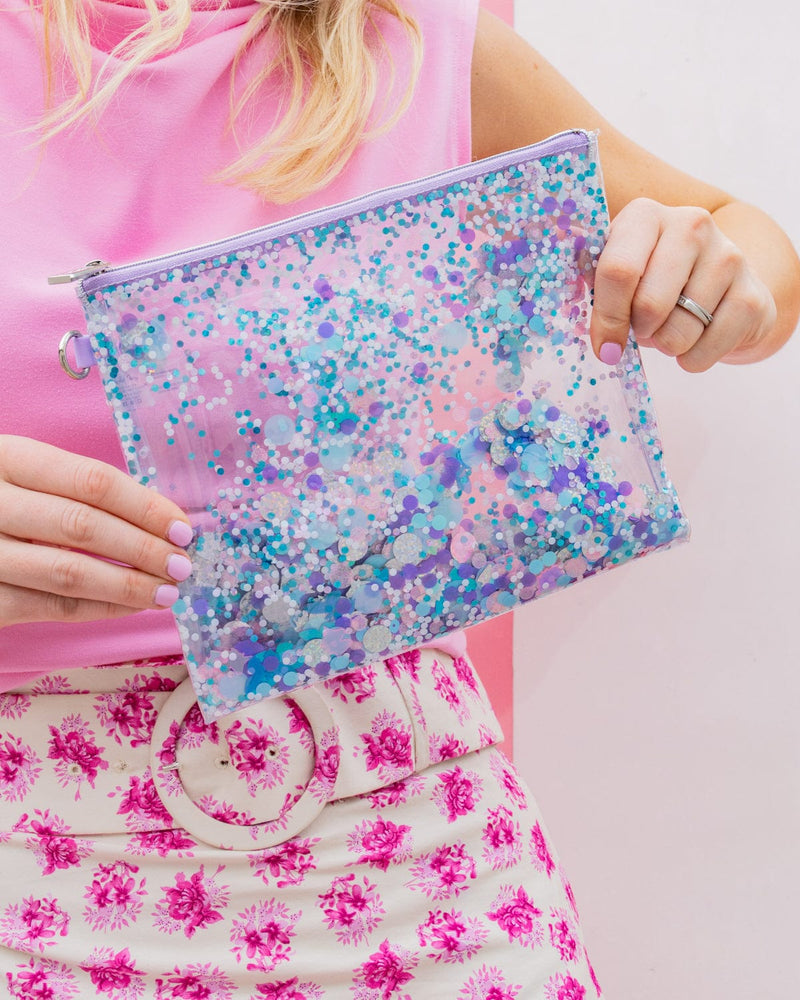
[167,554,193,582]
[167,521,193,547]
[155,584,180,607]
[599,342,623,366]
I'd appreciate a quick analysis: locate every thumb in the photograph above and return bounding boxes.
[589,310,631,366]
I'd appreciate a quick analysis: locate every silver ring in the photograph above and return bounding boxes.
[676,294,713,328]
[58,330,91,380]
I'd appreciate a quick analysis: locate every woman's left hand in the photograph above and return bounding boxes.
[589,197,778,372]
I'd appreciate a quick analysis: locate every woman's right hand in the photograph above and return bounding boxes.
[0,435,194,628]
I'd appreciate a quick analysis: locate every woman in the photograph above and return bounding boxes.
[1,1,798,997]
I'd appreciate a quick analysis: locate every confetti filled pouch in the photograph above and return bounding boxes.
[56,129,689,720]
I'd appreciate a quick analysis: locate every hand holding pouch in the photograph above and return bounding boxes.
[56,130,690,720]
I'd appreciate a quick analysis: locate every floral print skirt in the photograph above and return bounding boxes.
[0,653,601,999]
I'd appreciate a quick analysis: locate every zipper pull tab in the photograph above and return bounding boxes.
[47,260,110,285]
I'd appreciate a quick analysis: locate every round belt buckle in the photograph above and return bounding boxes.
[150,678,340,851]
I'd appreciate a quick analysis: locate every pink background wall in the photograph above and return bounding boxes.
[511,2,800,998]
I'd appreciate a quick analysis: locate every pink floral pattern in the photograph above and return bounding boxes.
[310,728,340,801]
[417,908,489,963]
[254,978,324,999]
[6,958,80,1000]
[24,810,93,876]
[0,895,70,952]
[115,773,174,832]
[488,756,526,811]
[230,900,299,973]
[406,842,477,900]
[94,677,164,747]
[431,660,468,722]
[31,676,78,696]
[346,817,414,872]
[83,861,147,932]
[531,821,556,878]
[197,795,258,827]
[430,733,469,765]
[487,885,544,949]
[351,939,418,999]
[152,720,183,797]
[249,838,320,888]
[543,972,587,1000]
[126,827,196,859]
[366,774,426,811]
[561,873,579,921]
[79,947,145,999]
[586,951,602,997]
[408,684,429,738]
[457,964,522,1000]
[0,734,42,803]
[360,711,413,783]
[152,865,230,938]
[154,963,235,1000]
[481,806,522,871]
[286,701,314,753]
[225,720,290,793]
[179,703,220,749]
[432,766,483,823]
[549,908,580,964]
[47,714,107,800]
[0,693,31,720]
[0,654,600,997]
[318,873,385,945]
[325,665,377,704]
[477,724,499,750]
[384,649,422,684]
[451,657,480,698]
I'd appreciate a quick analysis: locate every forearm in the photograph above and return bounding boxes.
[711,200,800,364]
[471,10,799,371]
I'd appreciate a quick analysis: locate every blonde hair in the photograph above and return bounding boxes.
[35,0,422,202]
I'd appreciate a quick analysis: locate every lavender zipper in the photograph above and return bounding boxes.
[79,129,593,297]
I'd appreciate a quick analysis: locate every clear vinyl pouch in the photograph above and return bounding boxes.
[58,130,689,720]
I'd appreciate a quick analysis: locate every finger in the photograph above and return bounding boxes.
[646,237,742,359]
[0,581,142,628]
[675,274,769,373]
[0,481,193,583]
[590,200,661,363]
[627,225,697,341]
[0,534,182,610]
[0,437,192,545]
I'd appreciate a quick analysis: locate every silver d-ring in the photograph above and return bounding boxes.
[58,330,91,380]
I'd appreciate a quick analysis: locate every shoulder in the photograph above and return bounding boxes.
[470,8,606,161]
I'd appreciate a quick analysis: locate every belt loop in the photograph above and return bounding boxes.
[384,649,435,773]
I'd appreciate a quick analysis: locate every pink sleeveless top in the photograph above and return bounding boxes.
[0,0,477,686]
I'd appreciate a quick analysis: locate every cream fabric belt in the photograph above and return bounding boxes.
[0,650,503,851]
